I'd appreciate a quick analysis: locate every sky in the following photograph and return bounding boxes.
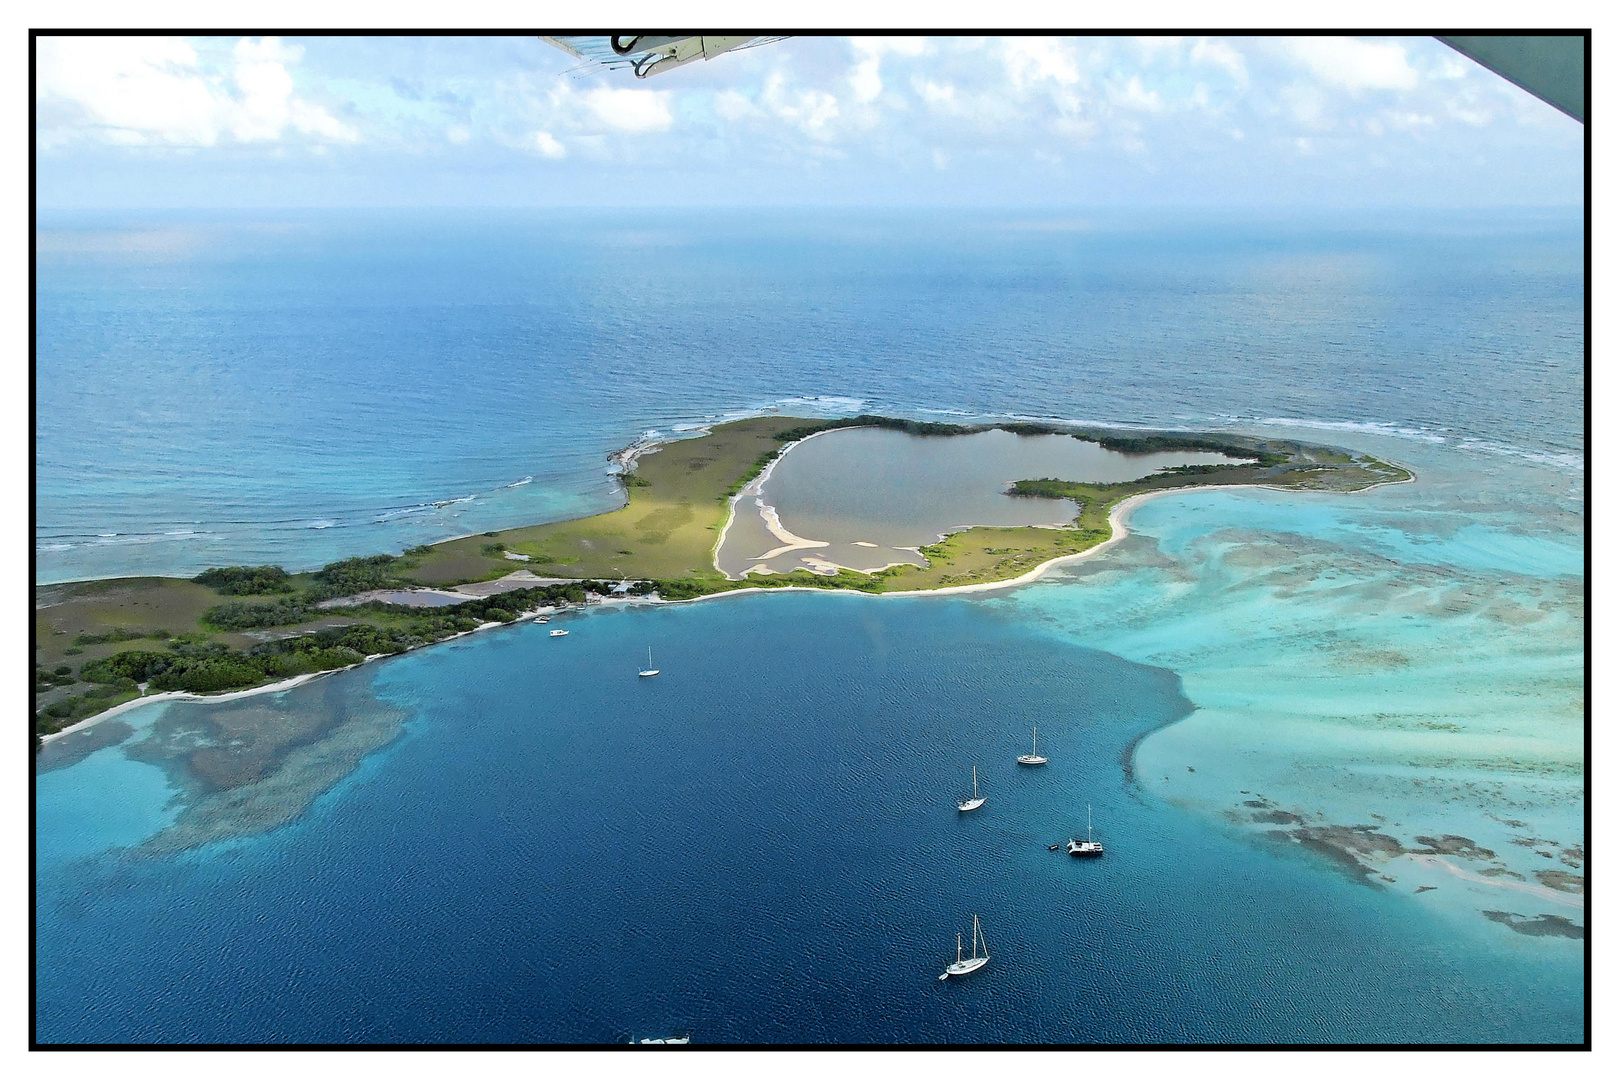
[32,33,1585,209]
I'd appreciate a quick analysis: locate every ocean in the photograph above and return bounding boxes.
[33,208,1585,1043]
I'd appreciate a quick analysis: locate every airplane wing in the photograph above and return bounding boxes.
[542,35,787,79]
[1437,35,1585,123]
[544,34,1585,125]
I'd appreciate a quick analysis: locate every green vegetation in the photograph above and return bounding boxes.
[72,627,158,646]
[36,679,143,734]
[771,414,978,443]
[35,414,1411,745]
[37,579,655,743]
[308,554,412,600]
[191,565,294,595]
[415,415,810,584]
[204,597,319,630]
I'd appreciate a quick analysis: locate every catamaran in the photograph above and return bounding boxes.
[957,766,985,812]
[1067,803,1104,857]
[639,647,659,677]
[1017,726,1048,766]
[938,914,989,980]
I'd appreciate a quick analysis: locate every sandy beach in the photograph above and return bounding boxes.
[40,670,338,744]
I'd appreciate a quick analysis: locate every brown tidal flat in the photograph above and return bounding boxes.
[1481,911,1585,939]
[1534,870,1585,895]
[123,674,410,853]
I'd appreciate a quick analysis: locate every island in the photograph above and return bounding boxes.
[35,414,1411,744]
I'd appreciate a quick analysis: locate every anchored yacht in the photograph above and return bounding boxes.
[938,914,989,980]
[1067,803,1104,857]
[1017,726,1047,766]
[957,766,985,812]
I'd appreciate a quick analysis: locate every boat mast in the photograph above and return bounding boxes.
[956,932,963,963]
[1087,803,1093,842]
[972,766,978,799]
[1032,727,1039,755]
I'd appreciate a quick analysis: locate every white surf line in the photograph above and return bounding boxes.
[1402,853,1584,910]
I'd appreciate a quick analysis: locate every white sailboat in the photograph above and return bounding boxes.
[1017,726,1048,766]
[938,914,989,980]
[957,766,985,812]
[639,647,659,677]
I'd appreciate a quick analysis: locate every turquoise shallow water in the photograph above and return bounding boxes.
[998,431,1583,937]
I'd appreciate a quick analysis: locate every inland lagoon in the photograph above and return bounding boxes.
[717,427,1246,577]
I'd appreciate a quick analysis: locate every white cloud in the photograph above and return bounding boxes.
[583,87,673,133]
[36,35,357,147]
[1000,38,1081,91]
[1282,82,1331,129]
[1433,53,1471,80]
[714,90,762,121]
[533,130,566,158]
[762,73,840,139]
[849,37,928,103]
[1445,103,1491,127]
[1112,76,1164,113]
[913,78,956,107]
[1134,36,1183,54]
[1190,38,1249,87]
[1284,37,1419,92]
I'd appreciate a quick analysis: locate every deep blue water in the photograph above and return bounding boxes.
[34,209,1585,1044]
[35,208,1583,582]
[34,595,1581,1044]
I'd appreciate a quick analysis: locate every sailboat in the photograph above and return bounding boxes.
[1067,803,1104,857]
[1017,726,1048,766]
[938,914,989,980]
[639,647,659,677]
[957,766,985,812]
